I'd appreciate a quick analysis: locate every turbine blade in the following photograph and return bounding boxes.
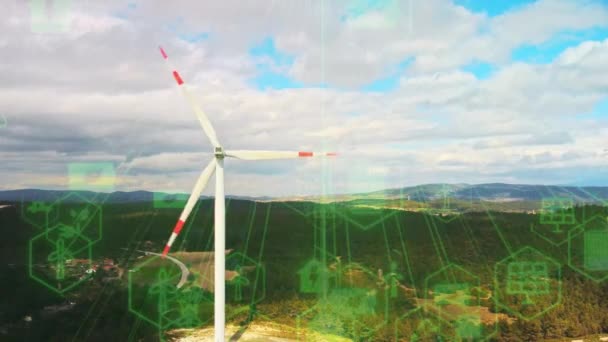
[162,159,216,257]
[225,150,338,160]
[159,46,221,148]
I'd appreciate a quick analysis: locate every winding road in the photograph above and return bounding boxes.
[137,250,190,289]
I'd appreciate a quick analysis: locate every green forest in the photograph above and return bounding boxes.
[1,198,608,341]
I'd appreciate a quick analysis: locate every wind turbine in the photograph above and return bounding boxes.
[158,46,335,341]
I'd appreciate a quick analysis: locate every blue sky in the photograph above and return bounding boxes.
[248,0,608,90]
[363,57,414,92]
[248,37,302,90]
[590,97,608,118]
[461,61,496,80]
[454,0,538,16]
[512,26,608,64]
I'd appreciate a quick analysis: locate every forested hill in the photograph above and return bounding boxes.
[1,183,607,204]
[1,198,607,340]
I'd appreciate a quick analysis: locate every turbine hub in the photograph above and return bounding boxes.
[214,146,225,158]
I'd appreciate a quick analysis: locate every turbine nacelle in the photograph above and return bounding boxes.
[214,146,225,158]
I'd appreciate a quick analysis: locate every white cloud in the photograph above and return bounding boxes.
[1,0,608,196]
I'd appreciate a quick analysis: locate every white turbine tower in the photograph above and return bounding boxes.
[158,46,335,341]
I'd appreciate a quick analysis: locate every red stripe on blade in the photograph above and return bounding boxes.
[326,152,337,157]
[172,220,185,234]
[172,71,184,85]
[299,151,313,157]
[162,245,171,257]
[159,46,168,59]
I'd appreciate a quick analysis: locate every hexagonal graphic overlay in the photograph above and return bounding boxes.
[128,255,213,330]
[226,251,266,305]
[494,247,562,320]
[419,185,472,224]
[296,262,389,340]
[68,162,116,192]
[276,201,317,220]
[568,214,608,282]
[296,287,385,341]
[29,228,92,295]
[395,307,452,341]
[297,258,331,294]
[21,200,58,230]
[29,0,73,34]
[46,192,103,244]
[335,204,399,231]
[423,263,497,341]
[531,197,581,246]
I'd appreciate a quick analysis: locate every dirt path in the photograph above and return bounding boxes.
[166,322,352,342]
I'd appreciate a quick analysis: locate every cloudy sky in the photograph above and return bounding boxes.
[1,0,608,196]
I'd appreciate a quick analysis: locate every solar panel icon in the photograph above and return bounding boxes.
[540,198,575,233]
[584,230,608,271]
[506,262,550,305]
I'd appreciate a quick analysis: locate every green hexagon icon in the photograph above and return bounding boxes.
[45,222,94,256]
[568,214,608,282]
[297,258,332,294]
[28,228,92,295]
[21,199,58,230]
[494,246,562,321]
[46,192,103,244]
[395,307,452,342]
[296,261,390,340]
[423,263,497,341]
[419,184,472,224]
[128,255,213,330]
[424,264,480,322]
[225,251,266,320]
[296,287,386,341]
[531,197,581,246]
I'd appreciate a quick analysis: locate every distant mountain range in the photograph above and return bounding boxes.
[358,183,608,203]
[0,183,606,204]
[0,189,273,203]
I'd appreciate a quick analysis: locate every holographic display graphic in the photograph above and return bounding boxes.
[568,214,608,282]
[29,0,73,33]
[584,230,608,271]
